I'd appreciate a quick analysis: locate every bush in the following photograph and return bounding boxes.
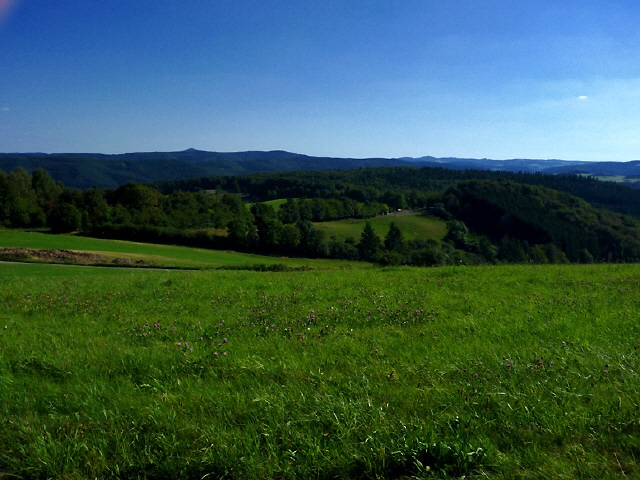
[49,202,82,233]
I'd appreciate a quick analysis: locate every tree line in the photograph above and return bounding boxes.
[3,166,640,266]
[0,167,417,263]
[152,166,640,218]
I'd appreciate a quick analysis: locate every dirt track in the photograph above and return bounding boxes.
[0,248,144,266]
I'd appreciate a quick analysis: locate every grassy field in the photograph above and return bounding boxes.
[314,211,447,242]
[1,244,639,478]
[0,230,359,270]
[246,198,288,210]
[581,174,640,185]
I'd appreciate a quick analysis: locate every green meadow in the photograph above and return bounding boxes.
[314,211,447,242]
[245,202,446,242]
[1,233,639,478]
[0,230,358,270]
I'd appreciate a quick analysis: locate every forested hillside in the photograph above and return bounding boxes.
[2,165,640,266]
[0,151,415,189]
[3,149,640,190]
[154,166,640,218]
[443,179,640,262]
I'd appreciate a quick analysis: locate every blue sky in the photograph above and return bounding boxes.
[1,1,639,160]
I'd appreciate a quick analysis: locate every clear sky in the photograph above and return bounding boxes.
[1,1,639,160]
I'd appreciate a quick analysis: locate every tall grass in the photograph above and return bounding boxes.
[1,263,639,478]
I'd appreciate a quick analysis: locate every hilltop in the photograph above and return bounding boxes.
[2,149,640,190]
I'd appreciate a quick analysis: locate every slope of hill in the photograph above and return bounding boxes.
[2,149,639,190]
[0,150,415,189]
[154,166,640,220]
[443,179,640,262]
[547,160,640,178]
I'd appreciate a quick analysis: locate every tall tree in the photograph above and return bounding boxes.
[384,221,404,252]
[278,198,301,224]
[49,202,82,233]
[81,187,110,229]
[108,181,167,225]
[444,219,470,249]
[32,168,62,218]
[358,221,382,261]
[279,223,302,253]
[4,167,42,226]
[251,202,283,250]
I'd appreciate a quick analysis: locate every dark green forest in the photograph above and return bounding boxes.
[4,149,640,190]
[152,166,640,217]
[0,151,415,190]
[2,165,640,266]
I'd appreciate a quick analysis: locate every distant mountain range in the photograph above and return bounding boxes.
[2,148,640,190]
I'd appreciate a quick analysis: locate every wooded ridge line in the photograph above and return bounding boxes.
[1,149,639,190]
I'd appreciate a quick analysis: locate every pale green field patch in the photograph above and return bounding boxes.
[0,229,365,270]
[315,210,447,242]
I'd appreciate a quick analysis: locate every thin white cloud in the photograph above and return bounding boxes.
[1,106,10,112]
[578,95,588,100]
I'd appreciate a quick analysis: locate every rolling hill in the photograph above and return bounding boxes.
[2,148,639,190]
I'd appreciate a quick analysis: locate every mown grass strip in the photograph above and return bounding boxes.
[0,229,363,270]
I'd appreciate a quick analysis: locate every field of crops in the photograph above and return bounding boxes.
[1,232,639,478]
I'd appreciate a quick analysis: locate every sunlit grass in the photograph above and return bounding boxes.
[1,263,639,478]
[0,229,363,270]
[314,210,447,242]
